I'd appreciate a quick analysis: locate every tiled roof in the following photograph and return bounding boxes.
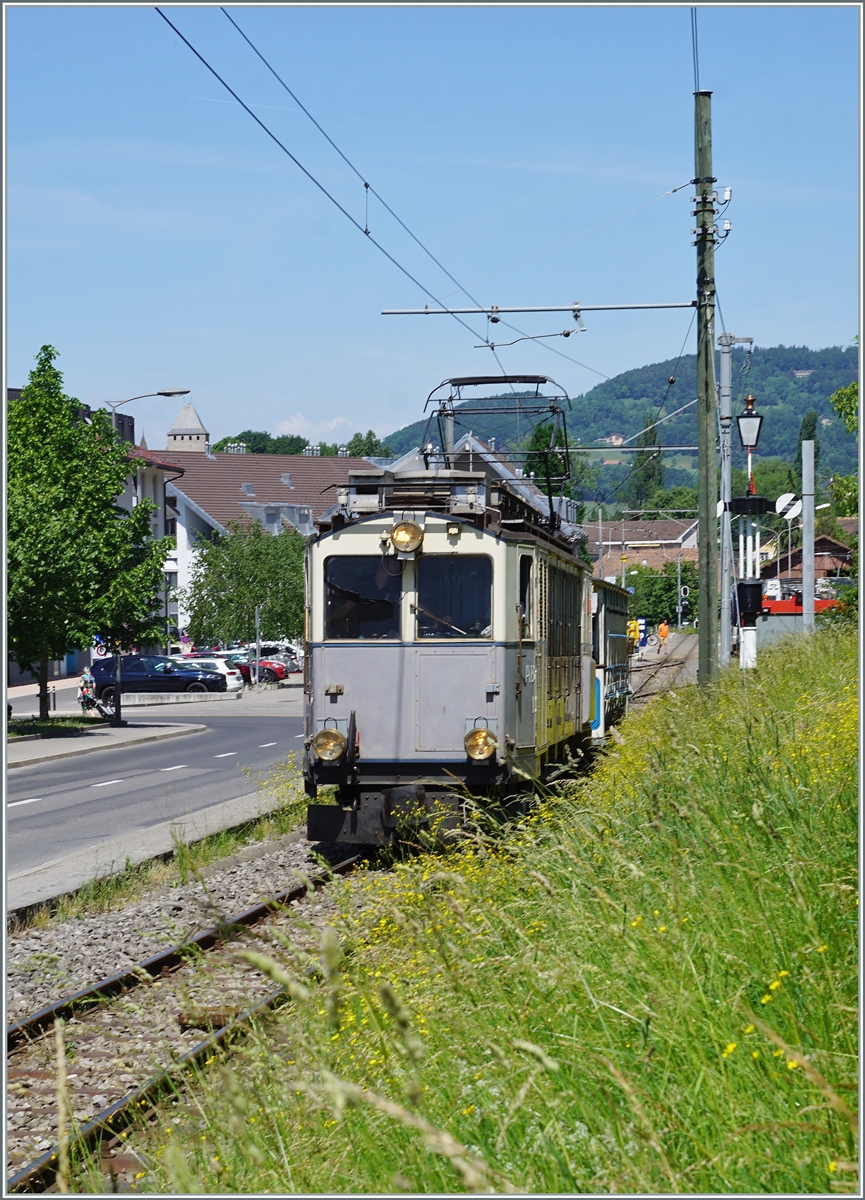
[587,519,699,546]
[131,444,186,474]
[837,516,858,538]
[162,452,372,528]
[591,545,700,575]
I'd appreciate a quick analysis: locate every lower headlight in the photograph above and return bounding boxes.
[313,728,347,761]
[464,727,497,761]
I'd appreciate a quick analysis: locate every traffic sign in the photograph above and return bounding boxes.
[776,492,802,520]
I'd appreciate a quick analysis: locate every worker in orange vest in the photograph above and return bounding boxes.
[657,619,669,653]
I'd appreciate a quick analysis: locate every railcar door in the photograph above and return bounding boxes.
[515,552,536,748]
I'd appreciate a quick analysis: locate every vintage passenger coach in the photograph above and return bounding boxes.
[304,380,628,845]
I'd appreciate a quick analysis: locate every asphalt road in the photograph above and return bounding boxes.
[6,713,303,877]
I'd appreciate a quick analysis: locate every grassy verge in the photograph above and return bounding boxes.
[108,631,857,1194]
[7,715,109,739]
[8,755,316,934]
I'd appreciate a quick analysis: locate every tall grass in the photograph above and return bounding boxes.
[96,632,858,1193]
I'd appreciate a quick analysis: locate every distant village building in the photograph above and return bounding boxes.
[792,370,814,378]
[587,519,699,577]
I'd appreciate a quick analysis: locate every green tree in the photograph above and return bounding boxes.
[179,521,305,646]
[827,380,857,516]
[627,560,698,624]
[795,410,821,477]
[621,410,664,510]
[346,429,392,457]
[8,346,171,718]
[829,380,858,436]
[523,422,599,513]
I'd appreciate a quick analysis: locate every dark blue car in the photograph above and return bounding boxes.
[92,655,226,703]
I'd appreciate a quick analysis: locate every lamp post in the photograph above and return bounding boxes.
[730,393,768,670]
[104,389,189,726]
[105,389,190,431]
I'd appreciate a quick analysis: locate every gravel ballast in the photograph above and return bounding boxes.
[6,833,335,1019]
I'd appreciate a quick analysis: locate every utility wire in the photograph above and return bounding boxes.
[219,6,661,387]
[434,184,691,302]
[220,6,522,392]
[221,6,489,314]
[690,7,701,92]
[155,7,488,346]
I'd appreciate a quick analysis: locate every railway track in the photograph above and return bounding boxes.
[628,637,700,705]
[6,854,361,1193]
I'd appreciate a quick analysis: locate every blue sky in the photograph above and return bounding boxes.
[5,4,859,449]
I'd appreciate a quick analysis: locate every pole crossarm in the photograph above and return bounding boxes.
[383,302,697,315]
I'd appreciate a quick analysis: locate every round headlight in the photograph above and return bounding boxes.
[313,728,347,761]
[391,521,423,553]
[464,727,497,761]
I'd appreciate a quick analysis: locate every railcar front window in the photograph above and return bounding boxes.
[416,556,492,638]
[325,556,402,639]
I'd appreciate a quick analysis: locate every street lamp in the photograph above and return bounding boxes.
[106,389,190,430]
[736,394,763,494]
[105,389,189,726]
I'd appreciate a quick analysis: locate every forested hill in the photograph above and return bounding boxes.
[384,344,858,475]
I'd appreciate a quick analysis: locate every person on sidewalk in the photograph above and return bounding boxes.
[657,619,669,653]
[77,667,98,716]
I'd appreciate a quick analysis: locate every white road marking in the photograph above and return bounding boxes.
[214,752,237,758]
[8,798,42,807]
[161,765,188,772]
[294,734,304,738]
[92,779,124,787]
[258,742,277,748]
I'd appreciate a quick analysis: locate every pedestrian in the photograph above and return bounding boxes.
[658,619,669,653]
[78,666,97,716]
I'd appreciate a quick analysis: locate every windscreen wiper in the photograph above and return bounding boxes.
[410,602,467,636]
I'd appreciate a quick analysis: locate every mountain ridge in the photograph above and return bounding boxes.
[384,343,858,478]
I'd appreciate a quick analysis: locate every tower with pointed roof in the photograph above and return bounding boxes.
[166,401,209,452]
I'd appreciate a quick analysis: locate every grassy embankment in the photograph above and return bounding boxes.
[85,632,857,1193]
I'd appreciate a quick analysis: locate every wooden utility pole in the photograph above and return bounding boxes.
[694,90,718,684]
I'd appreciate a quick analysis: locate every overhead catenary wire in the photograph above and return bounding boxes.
[433,183,691,302]
[219,5,672,387]
[155,6,489,347]
[220,6,489,313]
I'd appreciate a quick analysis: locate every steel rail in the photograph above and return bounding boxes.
[6,855,362,1191]
[7,856,361,1052]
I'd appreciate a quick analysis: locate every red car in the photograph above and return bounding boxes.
[231,656,288,684]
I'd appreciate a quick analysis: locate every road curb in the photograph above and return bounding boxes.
[7,723,208,769]
[7,788,292,914]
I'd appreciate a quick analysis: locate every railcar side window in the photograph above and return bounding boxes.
[325,556,402,639]
[519,555,533,636]
[416,556,492,638]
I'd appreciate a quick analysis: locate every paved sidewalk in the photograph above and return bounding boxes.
[8,787,288,912]
[7,721,207,769]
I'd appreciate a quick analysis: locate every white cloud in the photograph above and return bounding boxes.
[274,413,354,438]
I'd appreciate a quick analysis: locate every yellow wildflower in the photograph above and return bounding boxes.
[760,994,772,1004]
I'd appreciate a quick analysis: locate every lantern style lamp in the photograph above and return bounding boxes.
[737,394,763,449]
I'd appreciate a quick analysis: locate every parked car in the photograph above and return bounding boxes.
[228,655,289,685]
[91,655,227,704]
[169,655,244,691]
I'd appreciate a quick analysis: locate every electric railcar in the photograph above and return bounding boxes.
[303,456,629,846]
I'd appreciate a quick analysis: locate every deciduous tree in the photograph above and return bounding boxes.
[7,346,172,718]
[179,521,304,646]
